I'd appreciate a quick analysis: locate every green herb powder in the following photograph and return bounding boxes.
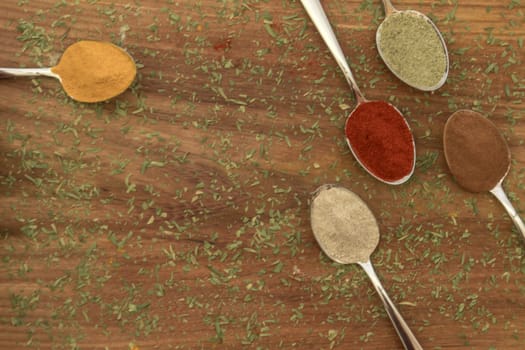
[377,11,447,90]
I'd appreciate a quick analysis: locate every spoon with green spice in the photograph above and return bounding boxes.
[376,0,449,91]
[310,185,423,350]
[443,110,525,242]
[300,0,416,185]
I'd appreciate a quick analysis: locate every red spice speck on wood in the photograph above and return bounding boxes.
[345,101,415,182]
[213,38,232,51]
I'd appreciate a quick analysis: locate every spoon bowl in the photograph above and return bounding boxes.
[310,184,423,350]
[345,100,415,184]
[443,110,525,242]
[376,0,449,91]
[0,40,136,103]
[300,0,415,185]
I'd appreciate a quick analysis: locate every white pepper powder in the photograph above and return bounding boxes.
[310,186,379,264]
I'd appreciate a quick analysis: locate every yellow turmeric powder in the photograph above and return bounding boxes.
[51,40,136,103]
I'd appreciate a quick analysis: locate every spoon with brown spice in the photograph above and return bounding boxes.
[376,0,449,91]
[443,110,525,241]
[310,184,423,350]
[0,40,136,103]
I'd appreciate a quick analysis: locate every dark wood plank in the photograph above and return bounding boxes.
[0,0,524,349]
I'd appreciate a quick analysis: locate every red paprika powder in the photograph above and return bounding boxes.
[345,101,414,182]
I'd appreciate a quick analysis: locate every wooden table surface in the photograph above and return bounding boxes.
[1,0,524,349]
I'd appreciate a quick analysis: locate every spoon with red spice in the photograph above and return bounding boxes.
[300,0,415,185]
[443,110,525,242]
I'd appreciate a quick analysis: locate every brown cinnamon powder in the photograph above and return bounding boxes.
[443,110,510,192]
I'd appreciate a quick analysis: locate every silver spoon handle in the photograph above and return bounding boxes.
[0,67,58,79]
[381,0,397,16]
[490,182,525,242]
[359,260,423,350]
[300,0,365,103]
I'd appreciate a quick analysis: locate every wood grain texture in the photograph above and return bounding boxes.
[0,1,524,349]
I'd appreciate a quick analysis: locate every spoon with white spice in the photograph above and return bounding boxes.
[376,0,449,91]
[310,185,423,350]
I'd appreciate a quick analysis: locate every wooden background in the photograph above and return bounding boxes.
[1,0,524,349]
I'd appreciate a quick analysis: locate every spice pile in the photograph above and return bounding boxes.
[345,101,414,183]
[301,0,416,185]
[310,185,423,348]
[310,185,379,264]
[51,40,136,103]
[377,10,448,90]
[443,110,510,192]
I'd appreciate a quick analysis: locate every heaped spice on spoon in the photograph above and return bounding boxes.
[443,110,509,192]
[310,185,379,263]
[345,101,415,182]
[377,11,448,90]
[51,40,136,103]
[310,185,423,349]
[300,0,416,185]
[443,110,525,242]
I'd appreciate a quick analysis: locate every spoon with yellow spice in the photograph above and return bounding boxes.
[0,40,136,103]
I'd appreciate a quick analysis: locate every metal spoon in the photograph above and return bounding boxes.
[0,41,136,103]
[0,67,59,79]
[300,0,415,185]
[376,0,449,91]
[310,184,423,350]
[443,110,525,242]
